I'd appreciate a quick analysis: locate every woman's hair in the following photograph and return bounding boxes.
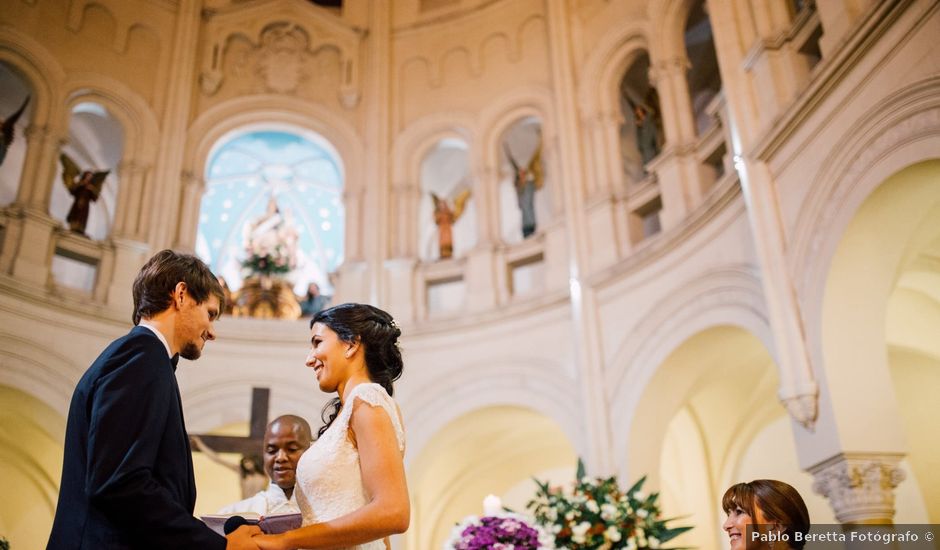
[311,303,403,437]
[722,479,810,549]
[132,249,225,325]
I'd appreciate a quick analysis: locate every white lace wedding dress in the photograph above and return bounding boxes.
[294,383,406,550]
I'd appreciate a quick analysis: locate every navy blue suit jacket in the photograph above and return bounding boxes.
[47,326,226,549]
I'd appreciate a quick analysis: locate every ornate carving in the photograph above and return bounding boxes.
[780,389,818,430]
[198,3,363,107]
[257,23,311,94]
[810,454,905,523]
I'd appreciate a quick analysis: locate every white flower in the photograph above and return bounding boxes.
[586,499,599,514]
[600,503,618,520]
[605,525,622,542]
[648,535,661,548]
[571,521,591,544]
[636,508,649,518]
[634,490,646,501]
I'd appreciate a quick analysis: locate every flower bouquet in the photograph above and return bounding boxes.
[527,460,691,549]
[444,496,555,550]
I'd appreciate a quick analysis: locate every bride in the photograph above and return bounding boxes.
[253,303,409,550]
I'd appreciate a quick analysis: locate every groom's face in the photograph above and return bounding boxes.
[176,291,220,360]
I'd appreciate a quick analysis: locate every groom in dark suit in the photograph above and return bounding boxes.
[47,250,260,549]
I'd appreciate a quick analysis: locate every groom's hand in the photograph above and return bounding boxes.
[226,525,262,549]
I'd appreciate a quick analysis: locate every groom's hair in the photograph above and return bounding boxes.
[132,249,225,325]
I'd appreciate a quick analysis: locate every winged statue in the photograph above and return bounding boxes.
[60,153,109,236]
[431,188,471,259]
[504,138,543,238]
[0,96,30,167]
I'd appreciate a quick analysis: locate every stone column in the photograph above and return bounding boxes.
[174,171,206,253]
[742,0,812,127]
[650,57,696,145]
[463,163,501,311]
[17,124,61,210]
[546,0,614,475]
[362,0,392,304]
[148,0,202,249]
[811,453,905,524]
[734,157,819,427]
[648,58,708,228]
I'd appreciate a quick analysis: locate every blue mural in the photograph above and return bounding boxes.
[195,130,344,293]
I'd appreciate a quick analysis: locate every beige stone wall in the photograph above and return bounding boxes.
[1,1,939,548]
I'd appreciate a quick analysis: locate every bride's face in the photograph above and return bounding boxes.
[306,322,352,392]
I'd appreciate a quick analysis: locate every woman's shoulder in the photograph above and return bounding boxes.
[348,382,394,406]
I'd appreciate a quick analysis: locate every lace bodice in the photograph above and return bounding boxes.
[294,383,405,550]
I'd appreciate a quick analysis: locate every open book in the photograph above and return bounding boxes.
[201,512,303,536]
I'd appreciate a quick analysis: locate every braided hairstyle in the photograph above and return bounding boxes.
[311,303,403,437]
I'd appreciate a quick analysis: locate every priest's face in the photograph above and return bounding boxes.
[175,291,220,360]
[264,420,311,495]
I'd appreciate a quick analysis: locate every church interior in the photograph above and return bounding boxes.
[1,0,939,548]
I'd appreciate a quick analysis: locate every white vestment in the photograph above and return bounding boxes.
[216,482,300,516]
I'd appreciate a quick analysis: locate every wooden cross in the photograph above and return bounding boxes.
[190,387,270,456]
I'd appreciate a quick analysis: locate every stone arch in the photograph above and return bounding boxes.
[815,159,940,522]
[791,76,940,325]
[403,357,583,463]
[647,0,700,62]
[0,332,85,418]
[0,384,66,548]
[406,404,577,549]
[607,265,774,465]
[0,26,66,127]
[185,94,362,194]
[63,73,160,165]
[577,24,649,117]
[478,86,557,219]
[393,113,476,188]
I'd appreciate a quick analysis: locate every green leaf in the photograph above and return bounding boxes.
[658,525,694,543]
[576,457,586,479]
[626,474,647,494]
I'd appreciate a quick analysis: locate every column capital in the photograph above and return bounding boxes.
[810,453,906,524]
[649,56,690,83]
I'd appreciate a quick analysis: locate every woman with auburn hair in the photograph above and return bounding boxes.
[722,479,810,549]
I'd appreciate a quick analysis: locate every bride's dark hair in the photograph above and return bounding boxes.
[311,303,403,437]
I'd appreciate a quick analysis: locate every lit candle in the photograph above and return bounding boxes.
[483,494,502,516]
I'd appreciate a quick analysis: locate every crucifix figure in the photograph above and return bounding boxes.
[189,387,271,499]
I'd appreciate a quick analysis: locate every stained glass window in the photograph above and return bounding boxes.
[195,129,344,294]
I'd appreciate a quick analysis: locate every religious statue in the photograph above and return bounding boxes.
[0,96,29,167]
[59,153,109,236]
[629,87,664,169]
[241,195,299,277]
[505,139,544,238]
[190,435,268,499]
[233,195,302,319]
[431,189,471,259]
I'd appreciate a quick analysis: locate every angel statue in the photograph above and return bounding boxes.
[1,95,30,167]
[505,139,544,238]
[431,188,471,259]
[60,153,109,236]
